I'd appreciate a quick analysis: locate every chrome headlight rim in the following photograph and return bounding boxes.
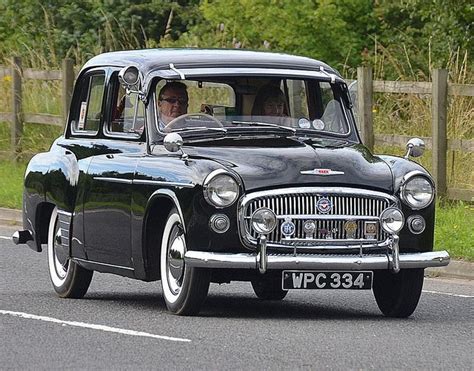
[203,169,240,208]
[400,171,435,210]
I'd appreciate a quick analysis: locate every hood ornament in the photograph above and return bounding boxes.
[301,168,345,176]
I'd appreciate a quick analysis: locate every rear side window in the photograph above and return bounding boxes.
[72,73,106,134]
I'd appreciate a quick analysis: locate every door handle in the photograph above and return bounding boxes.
[106,154,114,159]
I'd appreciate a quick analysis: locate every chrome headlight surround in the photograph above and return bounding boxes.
[400,171,435,210]
[203,169,240,208]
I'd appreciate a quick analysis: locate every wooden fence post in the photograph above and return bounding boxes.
[432,69,448,197]
[62,58,74,126]
[11,56,23,155]
[357,66,374,151]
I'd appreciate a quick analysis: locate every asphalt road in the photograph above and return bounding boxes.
[1,224,473,370]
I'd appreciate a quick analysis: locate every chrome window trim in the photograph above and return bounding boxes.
[148,67,345,84]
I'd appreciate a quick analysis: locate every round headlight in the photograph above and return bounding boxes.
[203,170,239,208]
[401,175,434,209]
[251,208,277,234]
[380,207,404,234]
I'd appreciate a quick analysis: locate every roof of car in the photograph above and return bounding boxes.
[81,48,340,77]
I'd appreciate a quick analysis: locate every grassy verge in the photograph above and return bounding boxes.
[434,200,474,261]
[0,158,471,261]
[0,160,26,209]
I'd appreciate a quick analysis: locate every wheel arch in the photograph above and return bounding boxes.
[142,189,185,280]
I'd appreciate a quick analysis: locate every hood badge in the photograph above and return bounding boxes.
[301,168,345,176]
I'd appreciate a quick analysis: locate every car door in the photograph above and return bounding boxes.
[81,71,146,268]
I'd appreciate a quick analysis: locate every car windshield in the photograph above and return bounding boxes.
[153,76,352,139]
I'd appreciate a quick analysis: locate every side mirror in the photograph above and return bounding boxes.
[163,133,184,153]
[405,138,425,159]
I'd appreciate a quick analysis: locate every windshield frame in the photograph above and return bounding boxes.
[148,72,359,145]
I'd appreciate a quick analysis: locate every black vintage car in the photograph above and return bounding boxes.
[13,48,449,317]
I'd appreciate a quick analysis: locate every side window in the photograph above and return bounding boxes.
[318,82,348,134]
[109,84,145,137]
[72,73,105,134]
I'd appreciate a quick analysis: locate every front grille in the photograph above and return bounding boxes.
[239,187,397,249]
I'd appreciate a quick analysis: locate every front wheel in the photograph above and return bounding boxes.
[372,268,424,318]
[47,207,93,298]
[160,208,210,315]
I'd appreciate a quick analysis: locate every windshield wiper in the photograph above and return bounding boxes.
[169,126,227,134]
[230,120,296,135]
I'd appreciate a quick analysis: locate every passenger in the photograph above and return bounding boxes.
[252,85,289,117]
[157,81,189,129]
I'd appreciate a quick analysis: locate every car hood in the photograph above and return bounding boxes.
[186,138,394,193]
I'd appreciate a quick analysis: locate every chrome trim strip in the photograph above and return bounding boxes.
[269,215,380,221]
[93,177,133,184]
[133,179,194,188]
[93,177,194,188]
[74,258,134,271]
[184,250,450,270]
[240,187,398,205]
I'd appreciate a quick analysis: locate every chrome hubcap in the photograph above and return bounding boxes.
[54,228,68,278]
[167,225,186,294]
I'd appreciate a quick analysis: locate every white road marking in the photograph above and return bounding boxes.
[423,290,473,298]
[0,310,191,342]
[0,236,11,240]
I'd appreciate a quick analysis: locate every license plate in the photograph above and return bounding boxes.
[282,271,373,290]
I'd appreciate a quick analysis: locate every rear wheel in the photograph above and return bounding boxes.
[47,207,93,298]
[373,268,424,318]
[251,272,288,300]
[160,208,210,315]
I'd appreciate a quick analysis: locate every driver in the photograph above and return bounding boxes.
[157,81,189,130]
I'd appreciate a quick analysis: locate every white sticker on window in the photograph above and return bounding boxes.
[78,102,87,130]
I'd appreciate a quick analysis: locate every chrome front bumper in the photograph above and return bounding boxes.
[184,250,450,271]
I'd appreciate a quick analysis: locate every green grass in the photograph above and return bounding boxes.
[0,160,26,209]
[434,200,474,261]
[0,158,471,260]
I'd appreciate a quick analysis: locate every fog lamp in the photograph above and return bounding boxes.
[380,207,404,234]
[251,208,277,235]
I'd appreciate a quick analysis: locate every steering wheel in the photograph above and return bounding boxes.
[164,113,224,132]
